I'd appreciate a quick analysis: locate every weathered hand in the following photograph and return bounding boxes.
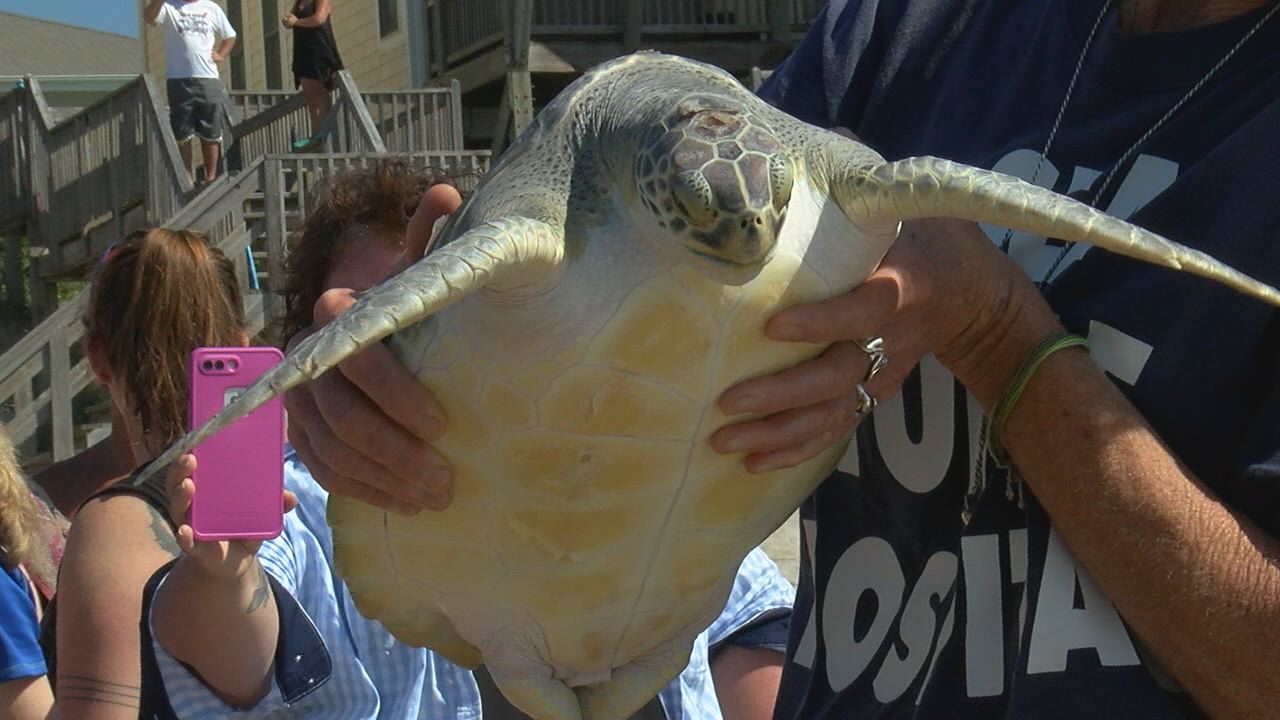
[283,184,464,515]
[281,13,297,28]
[713,217,1040,472]
[165,454,297,581]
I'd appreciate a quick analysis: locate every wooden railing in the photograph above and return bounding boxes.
[230,72,389,161]
[436,0,823,64]
[331,72,389,155]
[360,82,466,154]
[0,88,28,230]
[227,90,311,166]
[228,90,298,123]
[2,150,491,464]
[0,75,195,280]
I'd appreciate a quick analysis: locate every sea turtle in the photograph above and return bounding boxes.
[142,52,1280,719]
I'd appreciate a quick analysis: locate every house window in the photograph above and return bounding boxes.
[379,0,400,37]
[262,0,283,89]
[227,0,246,89]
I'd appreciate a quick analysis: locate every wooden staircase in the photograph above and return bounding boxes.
[0,71,491,470]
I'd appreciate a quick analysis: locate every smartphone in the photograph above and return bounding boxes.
[187,346,285,541]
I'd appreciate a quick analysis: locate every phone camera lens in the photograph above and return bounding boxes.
[201,360,213,372]
[214,360,225,371]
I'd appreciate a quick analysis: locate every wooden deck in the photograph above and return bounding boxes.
[429,0,822,93]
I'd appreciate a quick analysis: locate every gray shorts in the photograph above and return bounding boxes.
[167,78,226,143]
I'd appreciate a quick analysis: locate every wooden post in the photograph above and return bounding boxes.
[623,0,644,51]
[767,0,791,42]
[3,235,21,311]
[49,329,73,461]
[494,0,534,152]
[262,159,286,329]
[448,79,465,151]
[26,241,52,322]
[507,0,534,136]
[429,0,446,78]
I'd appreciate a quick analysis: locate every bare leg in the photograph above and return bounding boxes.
[299,78,331,139]
[179,139,195,185]
[201,139,221,182]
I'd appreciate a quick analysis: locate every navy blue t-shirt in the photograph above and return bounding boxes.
[759,1,1280,718]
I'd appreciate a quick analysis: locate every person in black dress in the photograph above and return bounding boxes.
[282,0,343,150]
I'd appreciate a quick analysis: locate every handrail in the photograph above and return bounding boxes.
[333,71,387,154]
[229,94,308,140]
[224,93,311,171]
[225,71,432,170]
[10,74,195,280]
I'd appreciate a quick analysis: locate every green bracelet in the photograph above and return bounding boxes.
[984,333,1089,469]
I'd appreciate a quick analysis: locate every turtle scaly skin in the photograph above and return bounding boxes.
[140,52,1280,720]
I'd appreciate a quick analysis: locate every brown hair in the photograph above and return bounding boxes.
[278,161,454,344]
[86,228,245,447]
[0,424,37,569]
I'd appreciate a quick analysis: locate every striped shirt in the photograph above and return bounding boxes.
[154,448,794,718]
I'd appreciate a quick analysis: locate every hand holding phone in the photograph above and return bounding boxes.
[187,347,285,541]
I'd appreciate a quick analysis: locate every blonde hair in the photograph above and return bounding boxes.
[0,424,38,570]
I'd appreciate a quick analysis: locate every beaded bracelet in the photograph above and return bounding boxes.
[983,333,1089,469]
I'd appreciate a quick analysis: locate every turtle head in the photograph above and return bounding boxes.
[636,95,794,270]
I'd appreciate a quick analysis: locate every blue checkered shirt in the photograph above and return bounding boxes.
[152,447,794,718]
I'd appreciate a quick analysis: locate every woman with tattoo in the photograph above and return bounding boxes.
[46,228,248,718]
[0,424,54,719]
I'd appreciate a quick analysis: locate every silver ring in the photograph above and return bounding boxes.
[857,336,888,384]
[854,383,877,416]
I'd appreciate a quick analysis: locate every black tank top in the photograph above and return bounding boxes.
[291,0,344,72]
[39,465,182,720]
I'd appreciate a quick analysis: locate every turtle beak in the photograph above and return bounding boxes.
[688,209,783,266]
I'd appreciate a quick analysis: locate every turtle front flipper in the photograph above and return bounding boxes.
[136,218,566,486]
[833,156,1280,308]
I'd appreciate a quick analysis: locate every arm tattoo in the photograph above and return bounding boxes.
[146,506,181,557]
[246,564,271,614]
[58,674,141,710]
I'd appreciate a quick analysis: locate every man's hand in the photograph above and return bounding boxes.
[282,13,298,28]
[212,38,235,65]
[283,184,464,515]
[712,216,1038,472]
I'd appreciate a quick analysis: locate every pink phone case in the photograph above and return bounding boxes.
[187,347,285,542]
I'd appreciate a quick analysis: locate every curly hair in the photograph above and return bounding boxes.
[0,423,37,570]
[86,228,246,447]
[278,160,455,344]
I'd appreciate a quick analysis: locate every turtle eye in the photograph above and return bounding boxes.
[672,170,717,227]
[768,154,794,212]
